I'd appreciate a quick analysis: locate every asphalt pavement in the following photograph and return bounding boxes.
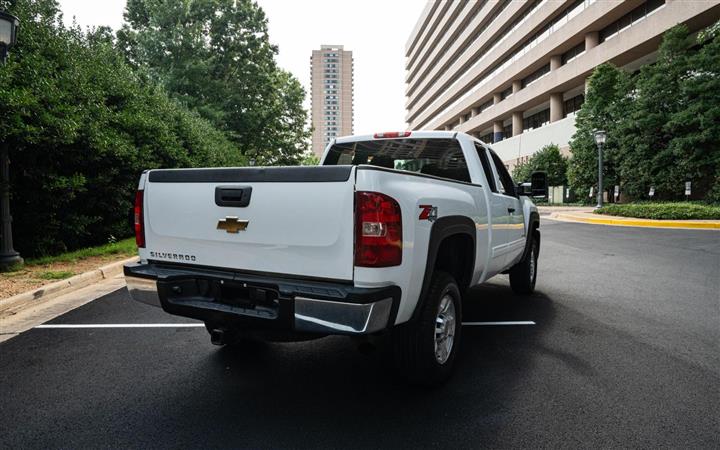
[1,219,718,449]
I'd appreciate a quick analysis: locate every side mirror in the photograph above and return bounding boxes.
[516,182,532,196]
[530,171,548,199]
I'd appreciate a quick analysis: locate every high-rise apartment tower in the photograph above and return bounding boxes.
[311,45,354,156]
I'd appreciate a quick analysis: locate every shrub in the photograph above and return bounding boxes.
[0,0,245,256]
[595,202,720,220]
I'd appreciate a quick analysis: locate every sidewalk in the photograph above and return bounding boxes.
[542,207,720,230]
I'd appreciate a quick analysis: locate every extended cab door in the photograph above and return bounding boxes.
[474,143,508,276]
[487,149,525,268]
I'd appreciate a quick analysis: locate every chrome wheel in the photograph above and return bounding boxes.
[434,294,456,364]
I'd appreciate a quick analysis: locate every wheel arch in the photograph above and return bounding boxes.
[411,215,476,322]
[521,211,541,261]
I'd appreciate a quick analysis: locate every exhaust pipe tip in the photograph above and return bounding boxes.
[210,328,226,346]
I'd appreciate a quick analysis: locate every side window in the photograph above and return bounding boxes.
[474,143,497,192]
[489,150,517,197]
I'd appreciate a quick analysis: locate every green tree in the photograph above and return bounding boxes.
[301,152,320,166]
[665,22,720,202]
[119,0,311,165]
[617,25,692,200]
[0,0,244,256]
[567,63,632,201]
[512,143,568,186]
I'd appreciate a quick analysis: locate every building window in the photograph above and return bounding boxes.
[500,87,513,101]
[600,0,664,43]
[479,132,493,143]
[502,123,512,138]
[561,42,585,65]
[479,99,493,113]
[523,109,550,131]
[521,63,550,88]
[563,94,584,116]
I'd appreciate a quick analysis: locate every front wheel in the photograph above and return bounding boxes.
[509,232,539,294]
[391,271,462,386]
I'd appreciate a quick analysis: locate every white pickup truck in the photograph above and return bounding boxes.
[124,131,546,385]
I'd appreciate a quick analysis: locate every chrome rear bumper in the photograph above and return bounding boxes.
[124,262,397,335]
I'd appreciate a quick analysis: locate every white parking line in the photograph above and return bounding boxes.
[462,321,536,326]
[35,323,204,329]
[35,321,535,329]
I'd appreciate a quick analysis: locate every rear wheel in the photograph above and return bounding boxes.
[392,271,462,386]
[509,232,539,294]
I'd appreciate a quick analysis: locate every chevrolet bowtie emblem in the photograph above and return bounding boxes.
[217,216,249,233]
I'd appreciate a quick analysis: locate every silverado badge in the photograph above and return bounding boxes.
[217,216,249,233]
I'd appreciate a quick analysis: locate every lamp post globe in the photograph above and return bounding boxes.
[593,130,606,208]
[0,11,19,63]
[0,10,22,270]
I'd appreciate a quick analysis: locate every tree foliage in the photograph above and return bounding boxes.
[119,0,311,165]
[569,23,720,202]
[512,144,568,186]
[0,0,244,256]
[567,63,631,200]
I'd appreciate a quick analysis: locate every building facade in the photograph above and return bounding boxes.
[405,0,720,169]
[311,45,354,156]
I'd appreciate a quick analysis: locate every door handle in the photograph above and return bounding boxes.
[508,207,515,214]
[215,186,252,207]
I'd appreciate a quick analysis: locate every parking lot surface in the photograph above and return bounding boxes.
[1,220,718,448]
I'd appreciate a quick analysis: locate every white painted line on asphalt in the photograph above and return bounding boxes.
[462,321,536,326]
[35,323,204,329]
[34,321,535,329]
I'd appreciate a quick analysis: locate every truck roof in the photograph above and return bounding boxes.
[334,130,467,144]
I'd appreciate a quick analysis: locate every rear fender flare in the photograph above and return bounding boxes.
[410,215,476,322]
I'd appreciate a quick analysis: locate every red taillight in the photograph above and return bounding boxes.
[355,191,402,267]
[373,131,411,139]
[134,190,145,248]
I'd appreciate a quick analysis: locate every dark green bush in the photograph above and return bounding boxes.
[595,202,720,220]
[0,0,244,256]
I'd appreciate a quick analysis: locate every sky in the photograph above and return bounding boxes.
[58,0,427,134]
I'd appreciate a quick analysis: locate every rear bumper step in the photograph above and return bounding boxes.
[123,262,399,335]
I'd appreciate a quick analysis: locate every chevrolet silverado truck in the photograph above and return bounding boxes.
[124,131,546,385]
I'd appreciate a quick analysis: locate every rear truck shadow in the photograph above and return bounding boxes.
[131,278,560,447]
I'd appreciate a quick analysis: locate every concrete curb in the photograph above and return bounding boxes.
[550,212,720,230]
[0,256,138,314]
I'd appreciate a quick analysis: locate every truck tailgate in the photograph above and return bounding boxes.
[142,166,355,281]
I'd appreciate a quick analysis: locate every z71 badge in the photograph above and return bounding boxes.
[418,205,438,222]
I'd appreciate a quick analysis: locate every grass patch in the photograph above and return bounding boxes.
[595,202,720,220]
[36,270,75,280]
[25,238,137,267]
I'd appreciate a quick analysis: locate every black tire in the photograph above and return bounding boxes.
[392,271,462,386]
[509,231,539,295]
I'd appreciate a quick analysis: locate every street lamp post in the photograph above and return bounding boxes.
[0,10,22,270]
[593,130,607,209]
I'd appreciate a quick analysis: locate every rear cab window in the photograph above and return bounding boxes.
[323,138,471,183]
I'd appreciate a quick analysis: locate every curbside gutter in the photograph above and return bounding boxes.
[0,256,138,315]
[549,212,720,230]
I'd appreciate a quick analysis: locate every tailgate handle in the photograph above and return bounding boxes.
[215,186,252,207]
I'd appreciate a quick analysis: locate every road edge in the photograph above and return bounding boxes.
[549,212,720,230]
[0,256,138,315]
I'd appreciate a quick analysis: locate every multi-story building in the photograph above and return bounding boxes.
[311,45,354,156]
[405,0,720,169]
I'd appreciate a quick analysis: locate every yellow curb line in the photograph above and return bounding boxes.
[553,213,720,230]
[0,256,138,314]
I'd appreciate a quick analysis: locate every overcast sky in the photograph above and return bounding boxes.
[58,0,426,134]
